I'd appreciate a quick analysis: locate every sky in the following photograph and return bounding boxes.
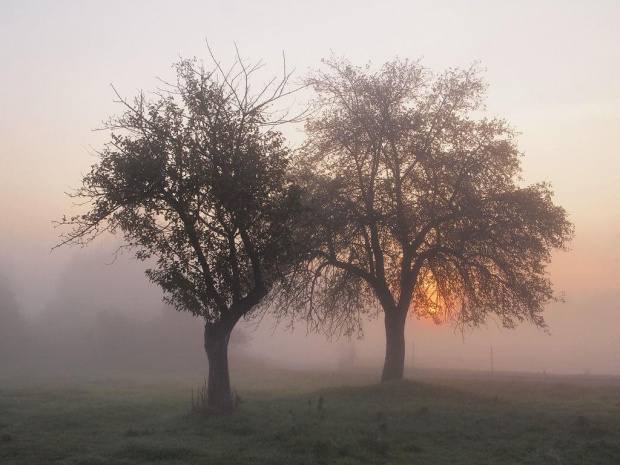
[0,0,619,375]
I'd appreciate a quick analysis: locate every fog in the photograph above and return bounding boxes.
[1,239,618,379]
[1,0,619,380]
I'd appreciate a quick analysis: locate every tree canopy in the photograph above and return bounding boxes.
[56,53,303,412]
[289,57,573,380]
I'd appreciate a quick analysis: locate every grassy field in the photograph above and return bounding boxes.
[0,365,619,464]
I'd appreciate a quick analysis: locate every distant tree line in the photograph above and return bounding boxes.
[0,269,251,377]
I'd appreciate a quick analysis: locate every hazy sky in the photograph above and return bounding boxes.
[1,1,619,375]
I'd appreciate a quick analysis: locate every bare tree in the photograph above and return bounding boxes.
[289,57,573,381]
[55,48,304,414]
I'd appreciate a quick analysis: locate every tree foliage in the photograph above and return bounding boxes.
[56,51,304,412]
[57,56,301,326]
[56,50,574,387]
[287,57,573,379]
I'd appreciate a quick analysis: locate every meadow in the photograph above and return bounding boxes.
[0,364,619,464]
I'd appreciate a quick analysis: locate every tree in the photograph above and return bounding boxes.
[56,51,302,413]
[294,57,573,381]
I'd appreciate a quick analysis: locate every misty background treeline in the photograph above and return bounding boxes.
[2,246,619,378]
[0,246,357,378]
[0,250,248,377]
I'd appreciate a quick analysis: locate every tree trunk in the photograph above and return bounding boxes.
[381,309,407,382]
[204,322,233,415]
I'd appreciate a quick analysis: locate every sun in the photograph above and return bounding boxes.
[417,270,444,318]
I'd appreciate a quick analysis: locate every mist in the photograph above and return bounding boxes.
[1,4,620,462]
[1,1,619,383]
[2,235,618,380]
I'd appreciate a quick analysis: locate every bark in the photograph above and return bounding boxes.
[201,289,266,415]
[204,321,233,415]
[381,308,407,381]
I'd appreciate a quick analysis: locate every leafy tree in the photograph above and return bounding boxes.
[56,52,302,413]
[293,58,573,381]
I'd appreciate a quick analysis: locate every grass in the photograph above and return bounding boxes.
[0,366,619,464]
